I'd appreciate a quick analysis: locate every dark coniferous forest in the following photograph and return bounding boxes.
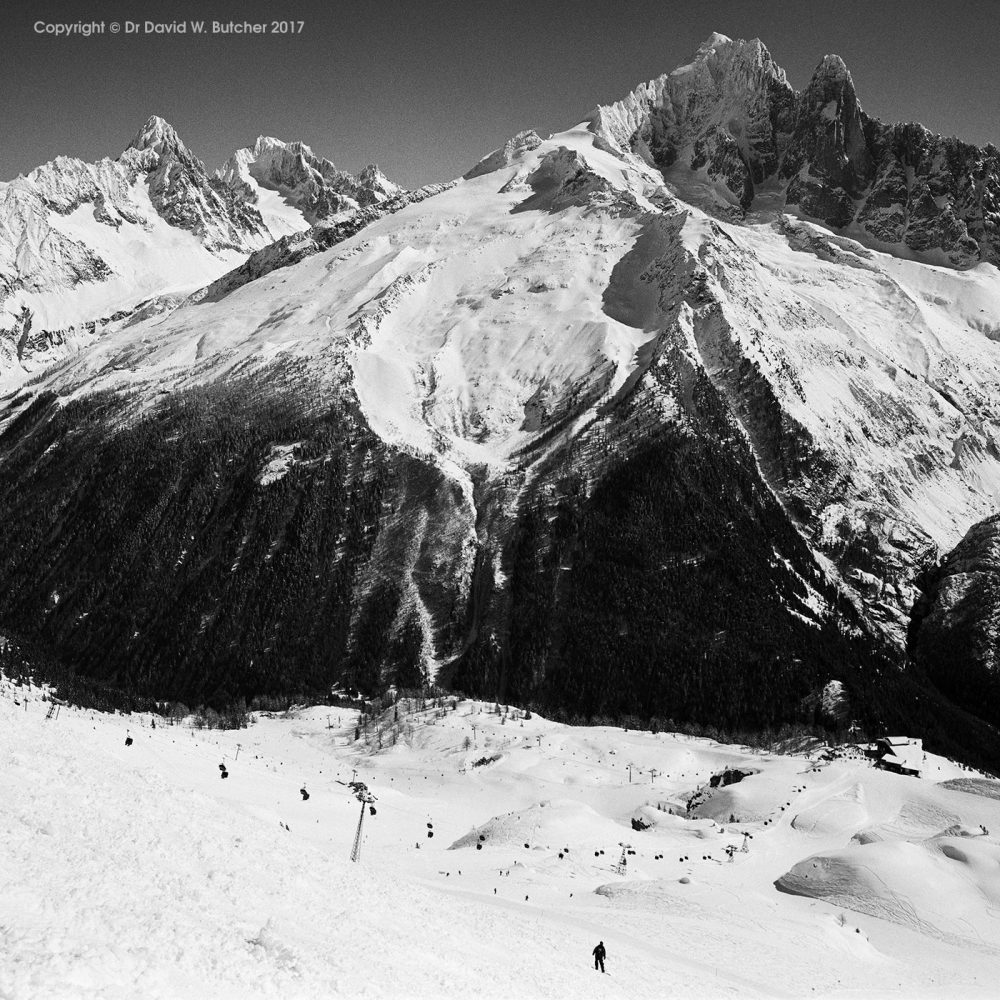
[1,362,998,770]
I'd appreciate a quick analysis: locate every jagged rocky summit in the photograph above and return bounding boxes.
[592,32,1000,268]
[218,135,399,224]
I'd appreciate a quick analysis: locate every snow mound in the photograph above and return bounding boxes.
[850,796,963,845]
[791,783,869,837]
[449,799,624,851]
[631,804,719,839]
[688,765,793,824]
[594,879,705,914]
[776,835,1000,950]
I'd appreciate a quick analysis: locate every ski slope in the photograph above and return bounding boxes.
[3,676,1000,999]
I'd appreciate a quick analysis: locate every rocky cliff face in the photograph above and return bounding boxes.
[592,34,796,212]
[910,515,1000,725]
[592,34,1000,268]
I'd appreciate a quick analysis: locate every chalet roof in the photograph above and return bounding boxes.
[880,747,923,773]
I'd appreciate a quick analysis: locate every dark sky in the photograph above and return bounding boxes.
[3,0,999,188]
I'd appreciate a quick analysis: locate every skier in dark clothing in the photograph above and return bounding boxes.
[593,941,606,973]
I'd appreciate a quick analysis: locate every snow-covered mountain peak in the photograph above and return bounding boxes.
[700,30,734,50]
[812,52,851,79]
[589,34,794,214]
[590,36,1000,268]
[0,118,405,384]
[358,163,400,199]
[214,135,310,180]
[0,118,276,375]
[800,53,858,108]
[667,32,788,86]
[252,134,296,156]
[250,135,316,166]
[126,115,189,159]
[217,134,402,225]
[672,31,785,85]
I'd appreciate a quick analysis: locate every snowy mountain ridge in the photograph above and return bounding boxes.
[217,135,400,227]
[0,116,401,386]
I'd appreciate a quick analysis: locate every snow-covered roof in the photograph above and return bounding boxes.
[880,747,923,772]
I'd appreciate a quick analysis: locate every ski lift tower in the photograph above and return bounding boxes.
[349,780,378,862]
[614,842,631,876]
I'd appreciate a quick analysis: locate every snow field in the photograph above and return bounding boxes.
[5,680,1000,998]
